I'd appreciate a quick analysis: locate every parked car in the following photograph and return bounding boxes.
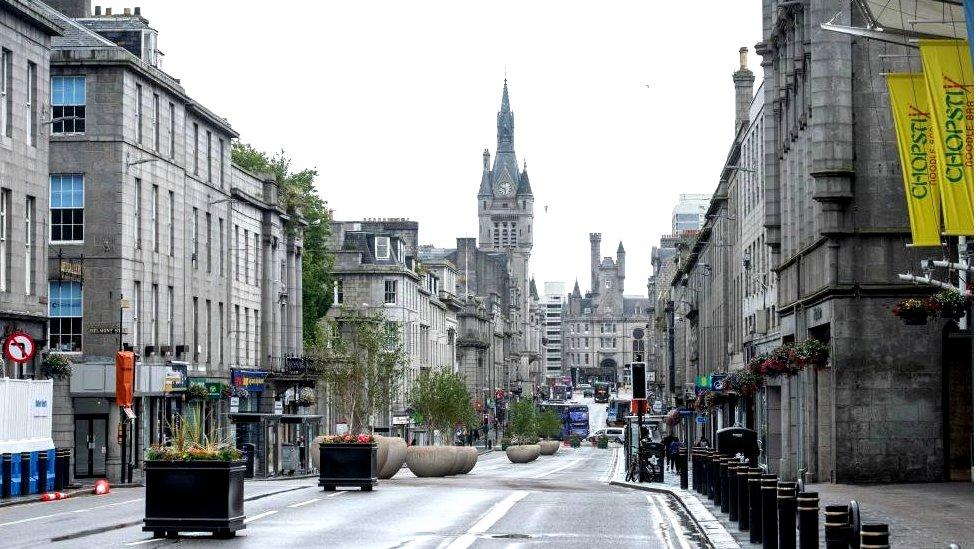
[588,427,624,444]
[578,384,593,397]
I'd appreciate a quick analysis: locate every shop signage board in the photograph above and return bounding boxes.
[230,397,240,413]
[231,369,268,392]
[163,362,188,393]
[709,373,727,392]
[273,400,283,415]
[392,415,410,425]
[188,377,223,399]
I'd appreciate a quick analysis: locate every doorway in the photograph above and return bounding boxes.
[74,415,108,478]
[943,326,973,481]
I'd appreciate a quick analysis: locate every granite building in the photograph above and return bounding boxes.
[37,1,304,481]
[0,0,61,378]
[563,234,649,386]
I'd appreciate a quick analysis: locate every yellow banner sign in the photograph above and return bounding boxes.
[920,39,974,236]
[886,74,942,247]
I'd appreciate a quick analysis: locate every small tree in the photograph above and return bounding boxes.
[312,312,406,433]
[409,366,473,445]
[537,409,563,440]
[506,399,538,445]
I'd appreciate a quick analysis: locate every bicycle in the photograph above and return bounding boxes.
[626,444,661,482]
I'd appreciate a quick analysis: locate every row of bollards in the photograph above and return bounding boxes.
[690,449,890,548]
[0,448,72,498]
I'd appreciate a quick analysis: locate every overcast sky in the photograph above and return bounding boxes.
[131,1,762,296]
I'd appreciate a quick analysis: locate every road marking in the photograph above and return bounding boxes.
[124,539,159,546]
[0,514,58,527]
[287,497,322,508]
[243,510,278,524]
[647,494,693,549]
[530,457,584,479]
[445,490,530,549]
[1,497,144,527]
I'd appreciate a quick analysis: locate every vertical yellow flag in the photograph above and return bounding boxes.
[887,74,942,247]
[920,39,974,236]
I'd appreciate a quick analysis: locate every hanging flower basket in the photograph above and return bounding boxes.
[664,408,681,426]
[761,344,801,377]
[234,387,249,400]
[186,384,210,400]
[791,339,830,369]
[720,370,764,396]
[926,289,972,320]
[41,354,72,379]
[295,387,316,407]
[892,298,928,325]
[693,391,724,414]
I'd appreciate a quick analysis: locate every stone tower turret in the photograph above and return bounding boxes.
[590,233,601,294]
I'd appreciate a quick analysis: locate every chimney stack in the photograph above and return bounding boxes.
[94,5,101,15]
[732,46,755,132]
[123,7,131,15]
[105,7,112,15]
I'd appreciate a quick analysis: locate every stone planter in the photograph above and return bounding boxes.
[318,443,378,491]
[310,435,326,470]
[458,447,478,474]
[506,444,541,464]
[538,440,560,456]
[447,447,466,475]
[378,437,407,479]
[405,446,455,477]
[374,435,391,475]
[143,460,245,539]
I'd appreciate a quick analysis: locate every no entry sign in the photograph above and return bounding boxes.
[4,332,36,363]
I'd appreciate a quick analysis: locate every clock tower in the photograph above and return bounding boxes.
[476,79,536,371]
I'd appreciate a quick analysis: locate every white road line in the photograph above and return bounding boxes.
[287,497,322,508]
[648,494,693,549]
[124,539,159,546]
[530,457,584,479]
[243,510,278,524]
[1,497,143,525]
[445,490,530,549]
[0,514,58,527]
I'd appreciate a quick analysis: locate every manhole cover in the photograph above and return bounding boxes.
[491,533,531,539]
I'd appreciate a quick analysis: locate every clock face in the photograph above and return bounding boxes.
[498,181,514,196]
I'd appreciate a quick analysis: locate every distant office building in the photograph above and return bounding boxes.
[543,282,565,380]
[671,194,710,233]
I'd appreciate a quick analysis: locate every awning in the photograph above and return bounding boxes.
[227,412,323,424]
[823,0,968,44]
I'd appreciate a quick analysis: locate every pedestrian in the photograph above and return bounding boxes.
[696,436,710,448]
[667,438,681,472]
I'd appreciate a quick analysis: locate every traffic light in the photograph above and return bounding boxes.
[631,362,647,400]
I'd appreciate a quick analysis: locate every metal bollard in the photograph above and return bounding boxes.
[20,453,30,496]
[38,451,49,493]
[777,481,797,549]
[748,469,763,542]
[737,467,754,531]
[722,460,734,513]
[1,453,10,499]
[761,474,779,549]
[860,523,889,549]
[728,465,741,521]
[824,505,851,549]
[710,455,723,502]
[63,448,72,488]
[796,492,819,549]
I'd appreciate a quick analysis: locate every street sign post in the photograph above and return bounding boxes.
[697,415,708,424]
[3,332,36,364]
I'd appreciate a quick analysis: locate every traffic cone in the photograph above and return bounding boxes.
[39,492,68,501]
[93,479,110,495]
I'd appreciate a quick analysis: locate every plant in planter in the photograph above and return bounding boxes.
[536,409,562,456]
[317,433,378,491]
[41,353,72,379]
[927,289,971,319]
[792,339,830,369]
[569,434,582,448]
[500,437,511,450]
[505,399,541,463]
[892,298,929,325]
[143,412,244,539]
[405,366,476,476]
[596,434,609,449]
[186,383,210,400]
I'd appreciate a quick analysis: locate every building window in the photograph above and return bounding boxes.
[0,188,8,292]
[132,281,141,348]
[334,279,343,305]
[234,305,240,364]
[375,236,390,259]
[24,197,34,294]
[218,139,225,188]
[218,217,224,276]
[243,229,249,283]
[206,131,213,182]
[50,174,84,243]
[253,233,259,285]
[151,184,159,251]
[193,123,199,174]
[51,76,86,134]
[192,207,199,268]
[135,83,143,144]
[26,62,36,146]
[49,281,82,352]
[134,178,142,249]
[167,285,174,347]
[150,284,158,345]
[218,301,224,365]
[168,102,175,158]
[1,49,10,137]
[205,299,212,364]
[234,225,240,281]
[152,93,160,151]
[585,354,590,365]
[192,297,199,359]
[384,280,397,304]
[206,212,212,273]
[167,190,174,255]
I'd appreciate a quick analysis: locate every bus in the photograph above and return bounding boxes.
[538,403,590,440]
[606,397,631,427]
[593,382,611,403]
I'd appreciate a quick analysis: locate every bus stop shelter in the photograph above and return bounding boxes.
[228,412,322,478]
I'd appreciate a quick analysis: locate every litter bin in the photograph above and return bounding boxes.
[241,443,256,479]
[280,443,299,475]
[644,441,666,482]
[715,427,759,466]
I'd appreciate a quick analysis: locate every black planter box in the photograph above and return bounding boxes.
[143,459,245,538]
[318,443,377,491]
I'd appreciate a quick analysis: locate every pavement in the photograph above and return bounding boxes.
[608,445,974,549]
